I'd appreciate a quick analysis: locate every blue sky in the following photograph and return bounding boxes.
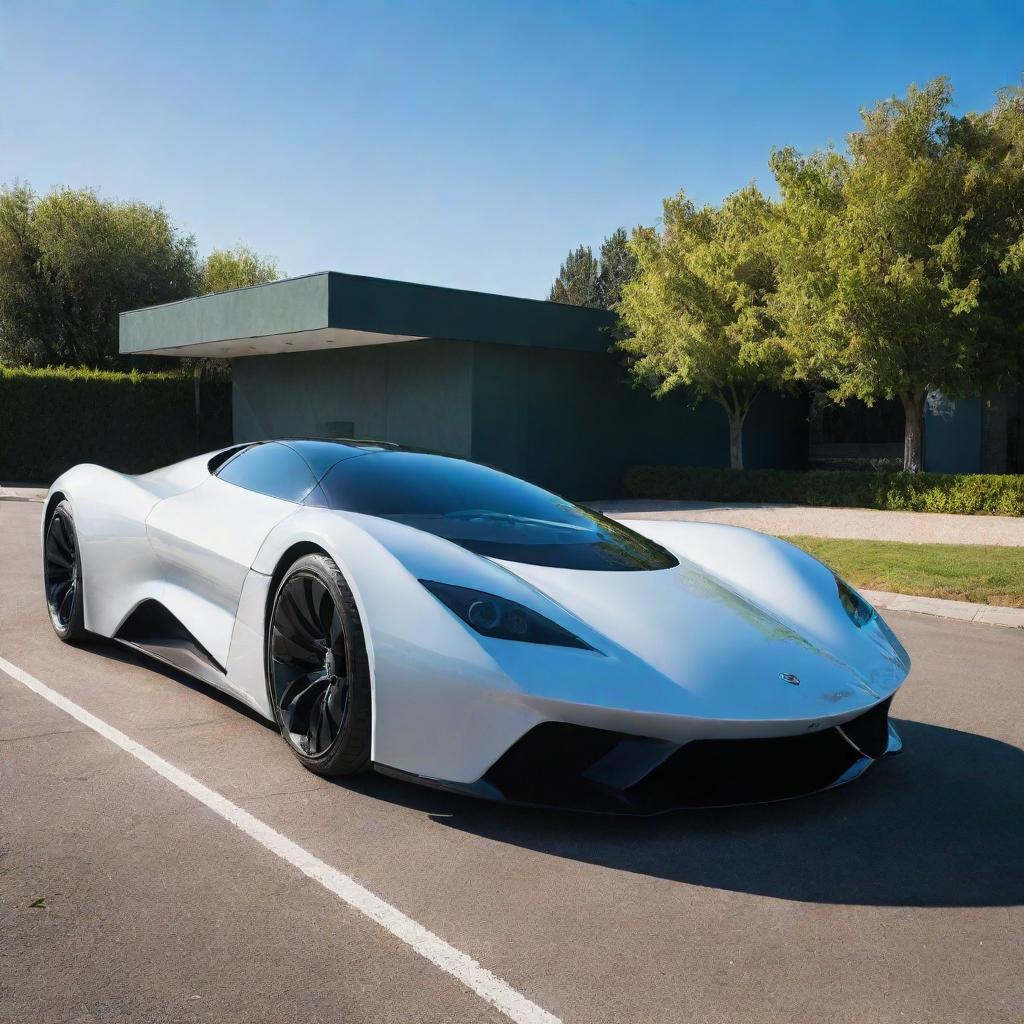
[1,1,1021,299]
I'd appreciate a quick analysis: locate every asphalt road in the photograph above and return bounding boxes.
[2,498,1022,1024]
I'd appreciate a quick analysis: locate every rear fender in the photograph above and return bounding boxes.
[44,466,162,636]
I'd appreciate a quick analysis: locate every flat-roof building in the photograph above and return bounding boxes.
[119,271,808,496]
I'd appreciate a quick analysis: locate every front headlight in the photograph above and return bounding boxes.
[834,573,910,671]
[835,574,874,627]
[420,580,596,651]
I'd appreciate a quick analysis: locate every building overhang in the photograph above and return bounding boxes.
[119,270,615,358]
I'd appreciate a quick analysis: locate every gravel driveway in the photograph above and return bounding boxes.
[594,499,1024,546]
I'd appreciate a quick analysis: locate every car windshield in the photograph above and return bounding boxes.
[315,451,678,571]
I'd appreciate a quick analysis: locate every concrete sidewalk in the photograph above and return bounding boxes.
[595,498,1024,547]
[0,485,46,502]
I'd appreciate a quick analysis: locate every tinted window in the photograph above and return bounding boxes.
[281,438,396,478]
[207,444,250,474]
[318,451,678,571]
[217,442,317,502]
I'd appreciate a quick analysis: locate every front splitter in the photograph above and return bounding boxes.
[374,720,903,817]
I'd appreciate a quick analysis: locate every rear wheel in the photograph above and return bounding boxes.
[43,501,86,642]
[266,553,372,777]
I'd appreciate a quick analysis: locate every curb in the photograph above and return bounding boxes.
[862,589,1024,629]
[0,488,47,502]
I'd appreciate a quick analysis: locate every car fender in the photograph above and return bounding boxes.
[238,508,588,779]
[44,465,162,636]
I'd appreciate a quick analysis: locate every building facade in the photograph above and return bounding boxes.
[122,270,1020,494]
[120,271,807,497]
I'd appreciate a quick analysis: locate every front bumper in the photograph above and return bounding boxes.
[376,697,901,815]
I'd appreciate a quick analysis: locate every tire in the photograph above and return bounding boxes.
[42,500,87,643]
[265,553,372,777]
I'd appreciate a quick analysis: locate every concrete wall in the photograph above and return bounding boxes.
[122,271,616,358]
[231,339,474,456]
[121,273,330,355]
[925,390,1024,474]
[230,337,809,499]
[326,273,615,352]
[925,396,982,474]
[470,341,808,498]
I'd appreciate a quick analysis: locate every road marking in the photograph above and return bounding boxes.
[0,655,560,1024]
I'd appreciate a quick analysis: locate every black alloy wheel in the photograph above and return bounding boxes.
[43,501,86,641]
[267,553,371,776]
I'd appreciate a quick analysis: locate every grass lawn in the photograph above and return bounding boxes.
[783,535,1024,608]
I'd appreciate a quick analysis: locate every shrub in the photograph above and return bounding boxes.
[0,365,231,484]
[623,465,1024,517]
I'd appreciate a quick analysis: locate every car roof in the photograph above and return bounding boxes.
[212,436,480,486]
[254,437,394,479]
[251,437,468,481]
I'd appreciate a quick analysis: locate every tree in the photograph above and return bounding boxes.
[617,187,789,469]
[549,228,639,309]
[596,227,638,309]
[771,78,1024,471]
[188,246,280,415]
[200,245,279,294]
[0,183,198,367]
[549,244,600,306]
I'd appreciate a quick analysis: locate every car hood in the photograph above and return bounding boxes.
[334,511,908,723]
[499,553,909,714]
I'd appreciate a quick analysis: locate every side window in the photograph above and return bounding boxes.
[216,442,316,502]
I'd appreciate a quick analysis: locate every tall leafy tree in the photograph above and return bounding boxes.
[617,187,789,469]
[549,244,601,306]
[201,244,279,293]
[0,184,198,367]
[771,78,1024,471]
[189,246,280,413]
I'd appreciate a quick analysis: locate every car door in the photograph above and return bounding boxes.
[145,442,318,666]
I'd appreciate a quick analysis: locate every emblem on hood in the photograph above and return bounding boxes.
[779,672,801,686]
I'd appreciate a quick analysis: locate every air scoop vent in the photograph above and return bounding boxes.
[480,706,899,813]
[836,697,893,759]
[115,599,225,682]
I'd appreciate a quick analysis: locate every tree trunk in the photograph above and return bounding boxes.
[899,390,926,473]
[727,407,746,470]
[193,360,204,421]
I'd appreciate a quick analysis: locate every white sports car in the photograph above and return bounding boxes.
[42,439,908,812]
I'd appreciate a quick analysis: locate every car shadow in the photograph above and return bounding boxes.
[79,639,1022,908]
[344,719,1024,909]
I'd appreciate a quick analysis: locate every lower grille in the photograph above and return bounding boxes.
[482,701,893,813]
[837,696,893,758]
[630,727,862,808]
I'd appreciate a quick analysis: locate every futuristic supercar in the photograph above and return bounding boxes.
[42,439,909,812]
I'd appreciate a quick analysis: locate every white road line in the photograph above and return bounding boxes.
[0,655,560,1024]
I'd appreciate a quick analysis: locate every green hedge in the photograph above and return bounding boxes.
[624,465,1024,516]
[0,365,232,484]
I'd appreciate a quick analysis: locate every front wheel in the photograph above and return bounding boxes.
[43,500,87,642]
[266,553,372,777]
